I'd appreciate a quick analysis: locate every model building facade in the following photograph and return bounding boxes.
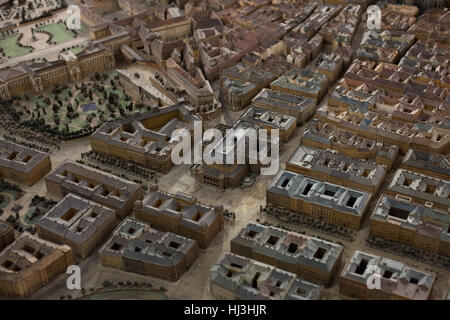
[370,196,450,257]
[210,252,322,300]
[386,169,450,212]
[134,187,224,248]
[231,223,343,285]
[99,217,198,281]
[286,145,387,195]
[0,139,51,186]
[45,160,142,219]
[0,233,74,298]
[266,170,371,230]
[90,102,201,173]
[36,194,118,259]
[340,250,435,300]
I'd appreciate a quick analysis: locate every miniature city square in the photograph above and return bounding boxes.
[0,0,449,301]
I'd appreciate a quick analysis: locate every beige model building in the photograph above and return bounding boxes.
[221,77,260,111]
[286,145,388,195]
[36,194,118,259]
[301,122,399,169]
[386,169,450,212]
[400,149,450,181]
[0,139,52,186]
[370,195,450,257]
[99,217,198,281]
[166,55,216,108]
[267,170,372,230]
[134,187,224,248]
[0,42,117,98]
[357,30,415,63]
[340,250,436,300]
[220,55,292,111]
[194,120,279,189]
[408,8,450,44]
[148,15,192,42]
[0,232,74,298]
[210,252,323,300]
[231,223,343,286]
[270,67,329,103]
[0,221,14,252]
[45,160,142,219]
[320,4,362,48]
[252,89,316,125]
[90,102,201,174]
[239,107,297,143]
[319,59,450,154]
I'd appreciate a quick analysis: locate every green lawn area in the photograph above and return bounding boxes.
[0,193,10,209]
[0,35,33,58]
[37,23,75,44]
[23,208,36,225]
[79,23,89,33]
[70,46,86,54]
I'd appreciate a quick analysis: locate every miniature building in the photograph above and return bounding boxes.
[386,169,450,212]
[231,223,343,285]
[266,170,371,230]
[340,250,436,300]
[270,67,329,102]
[148,15,192,42]
[220,56,291,111]
[357,30,415,63]
[400,149,450,181]
[90,103,201,174]
[210,252,323,300]
[0,139,52,186]
[377,3,418,31]
[370,195,450,257]
[239,107,297,143]
[408,8,450,44]
[315,106,449,156]
[399,40,450,89]
[199,27,258,81]
[252,89,316,125]
[45,160,142,219]
[99,217,198,281]
[315,53,345,83]
[194,120,278,189]
[318,59,450,154]
[0,221,14,252]
[221,77,259,111]
[320,4,362,48]
[133,187,224,248]
[0,232,74,298]
[0,42,116,98]
[286,145,387,195]
[36,194,118,259]
[166,57,216,108]
[294,3,342,39]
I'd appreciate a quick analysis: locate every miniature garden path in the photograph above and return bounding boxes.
[0,37,89,68]
[20,29,50,52]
